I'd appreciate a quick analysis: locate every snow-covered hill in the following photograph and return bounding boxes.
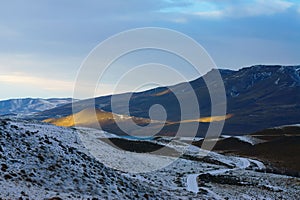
[0,118,299,199]
[0,98,74,116]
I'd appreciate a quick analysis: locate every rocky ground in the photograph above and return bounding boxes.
[0,118,299,199]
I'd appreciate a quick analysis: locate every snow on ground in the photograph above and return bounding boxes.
[288,124,300,127]
[77,127,177,173]
[200,187,223,200]
[248,158,266,171]
[0,119,182,199]
[183,142,268,194]
[76,126,120,138]
[0,118,299,199]
[176,136,202,142]
[233,135,266,145]
[186,174,199,193]
[274,124,300,129]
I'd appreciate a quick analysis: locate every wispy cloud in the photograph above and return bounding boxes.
[161,0,295,18]
[0,53,79,98]
[0,73,74,91]
[194,10,223,18]
[0,53,80,80]
[222,0,294,17]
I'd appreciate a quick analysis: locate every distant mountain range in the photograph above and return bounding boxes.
[0,98,74,116]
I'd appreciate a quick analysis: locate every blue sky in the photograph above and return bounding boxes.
[0,0,299,100]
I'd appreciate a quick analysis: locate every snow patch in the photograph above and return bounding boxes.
[274,124,300,129]
[78,128,177,173]
[234,135,266,145]
[248,159,265,170]
[275,78,280,85]
[186,174,199,193]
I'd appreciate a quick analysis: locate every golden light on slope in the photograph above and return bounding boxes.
[194,114,233,123]
[44,115,75,127]
[43,108,152,128]
[44,108,113,127]
[165,114,233,125]
[45,107,233,129]
[152,89,171,96]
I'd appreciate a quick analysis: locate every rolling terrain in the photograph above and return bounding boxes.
[1,118,299,199]
[193,125,300,176]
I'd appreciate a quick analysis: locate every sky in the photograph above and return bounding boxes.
[0,0,300,100]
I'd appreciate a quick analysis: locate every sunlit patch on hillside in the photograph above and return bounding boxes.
[152,89,171,96]
[197,114,233,123]
[44,108,233,132]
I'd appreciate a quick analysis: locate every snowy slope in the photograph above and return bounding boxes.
[0,118,299,199]
[0,98,74,116]
[0,119,168,199]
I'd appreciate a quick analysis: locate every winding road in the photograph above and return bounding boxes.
[186,156,265,194]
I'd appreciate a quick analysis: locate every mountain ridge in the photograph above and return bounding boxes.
[0,98,75,116]
[29,65,300,135]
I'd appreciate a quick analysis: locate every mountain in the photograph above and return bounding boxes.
[0,98,74,116]
[222,65,300,134]
[36,65,300,135]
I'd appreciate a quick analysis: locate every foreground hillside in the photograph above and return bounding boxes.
[0,118,299,199]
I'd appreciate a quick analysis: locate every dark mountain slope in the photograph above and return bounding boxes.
[36,65,300,135]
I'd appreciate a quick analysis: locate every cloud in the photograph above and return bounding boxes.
[194,10,223,18]
[0,52,82,99]
[0,73,74,92]
[161,0,295,18]
[0,72,136,99]
[298,6,300,13]
[0,53,80,80]
[222,0,294,17]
